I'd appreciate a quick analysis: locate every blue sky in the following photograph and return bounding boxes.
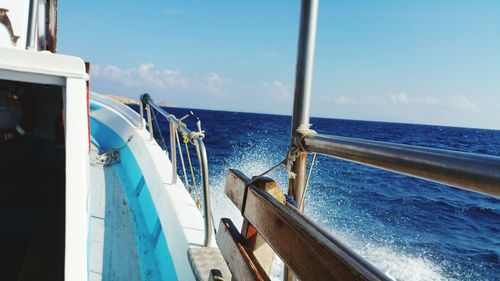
[59,1,500,129]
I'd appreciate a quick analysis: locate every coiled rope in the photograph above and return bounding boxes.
[92,134,134,167]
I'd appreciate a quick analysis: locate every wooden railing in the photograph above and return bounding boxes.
[216,169,391,281]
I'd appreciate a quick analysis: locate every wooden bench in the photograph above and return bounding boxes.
[216,169,391,281]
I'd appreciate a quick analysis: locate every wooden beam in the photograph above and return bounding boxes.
[224,169,249,211]
[215,218,270,281]
[225,170,286,274]
[224,169,390,281]
[242,177,285,274]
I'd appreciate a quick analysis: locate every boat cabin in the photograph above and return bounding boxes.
[0,1,89,279]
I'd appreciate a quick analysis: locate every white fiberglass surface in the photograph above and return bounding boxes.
[88,145,141,281]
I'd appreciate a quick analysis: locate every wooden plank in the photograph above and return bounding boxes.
[224,169,285,212]
[225,170,286,275]
[224,169,249,211]
[225,169,390,281]
[215,218,270,281]
[242,177,285,274]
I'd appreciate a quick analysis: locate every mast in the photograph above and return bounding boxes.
[47,0,58,52]
[286,1,319,279]
[25,0,58,51]
[288,0,319,211]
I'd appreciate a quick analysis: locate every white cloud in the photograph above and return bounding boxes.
[92,62,240,97]
[321,95,358,105]
[423,96,438,104]
[91,63,188,90]
[336,96,357,105]
[261,80,292,100]
[321,93,479,112]
[445,95,479,111]
[205,72,231,96]
[389,93,409,104]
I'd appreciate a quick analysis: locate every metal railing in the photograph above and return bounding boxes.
[140,93,213,247]
[302,134,500,198]
[284,0,499,280]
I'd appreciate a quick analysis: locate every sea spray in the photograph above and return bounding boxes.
[209,143,453,281]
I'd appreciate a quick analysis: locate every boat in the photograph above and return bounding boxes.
[1,1,498,280]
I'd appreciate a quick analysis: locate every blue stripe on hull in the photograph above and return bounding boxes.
[90,118,178,281]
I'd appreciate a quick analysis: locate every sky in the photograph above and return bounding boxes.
[58,1,500,130]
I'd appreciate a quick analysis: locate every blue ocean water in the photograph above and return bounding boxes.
[136,105,499,281]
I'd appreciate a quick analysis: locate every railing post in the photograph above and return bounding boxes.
[287,0,319,280]
[196,139,213,247]
[139,93,214,246]
[289,0,319,216]
[139,98,144,129]
[145,104,154,141]
[170,121,177,185]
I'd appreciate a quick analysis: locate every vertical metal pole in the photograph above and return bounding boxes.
[289,0,319,212]
[27,0,40,50]
[145,104,154,141]
[139,99,144,129]
[286,0,319,280]
[196,139,213,247]
[170,121,177,185]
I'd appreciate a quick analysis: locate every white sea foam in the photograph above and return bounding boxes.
[209,145,453,281]
[326,229,450,281]
[210,144,284,229]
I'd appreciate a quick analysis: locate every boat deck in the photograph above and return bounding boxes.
[88,145,141,281]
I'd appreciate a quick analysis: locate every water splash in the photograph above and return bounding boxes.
[209,143,456,281]
[210,140,288,229]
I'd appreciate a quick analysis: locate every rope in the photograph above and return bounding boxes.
[239,146,298,215]
[243,145,294,191]
[284,145,302,179]
[152,110,167,150]
[91,134,133,167]
[285,124,317,179]
[295,123,317,152]
[188,131,205,143]
[182,132,201,208]
[95,150,121,166]
[300,152,317,204]
[245,123,317,185]
[175,129,191,192]
[241,123,318,206]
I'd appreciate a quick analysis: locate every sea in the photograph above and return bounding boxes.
[132,105,499,281]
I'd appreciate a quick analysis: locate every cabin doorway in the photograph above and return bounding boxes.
[0,80,65,280]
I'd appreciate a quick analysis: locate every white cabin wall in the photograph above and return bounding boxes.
[64,77,89,281]
[0,46,90,281]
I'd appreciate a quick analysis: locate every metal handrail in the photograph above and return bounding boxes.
[141,94,193,137]
[140,93,214,247]
[302,133,500,198]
